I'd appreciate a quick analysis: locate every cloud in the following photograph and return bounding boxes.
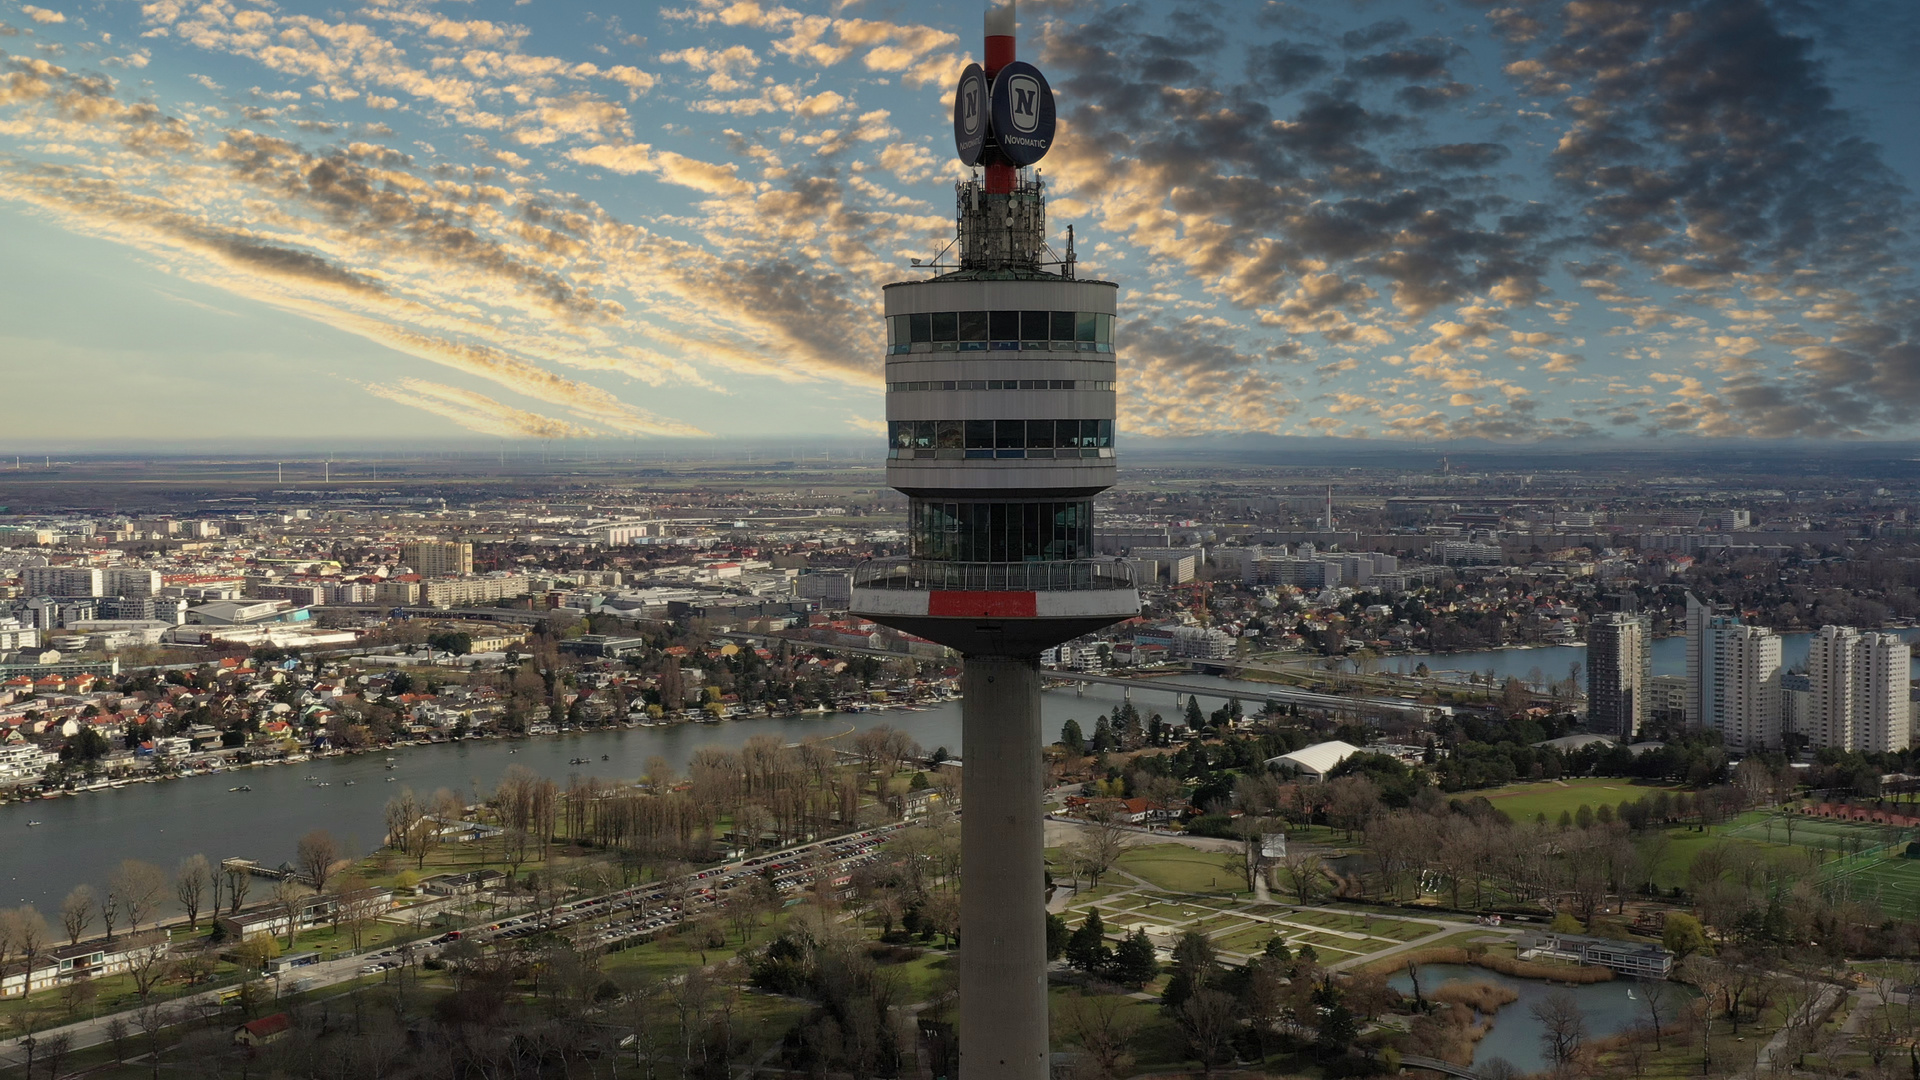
[365,378,599,438]
[20,6,64,25]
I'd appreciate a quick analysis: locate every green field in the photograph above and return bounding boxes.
[1820,854,1920,918]
[1724,812,1910,852]
[1477,777,1680,821]
[1113,844,1244,895]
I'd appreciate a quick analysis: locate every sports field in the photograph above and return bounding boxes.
[1820,853,1920,918]
[1475,777,1679,822]
[1723,813,1908,853]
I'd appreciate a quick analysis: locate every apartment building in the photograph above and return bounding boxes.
[21,566,103,598]
[401,541,474,577]
[1806,625,1912,753]
[1587,613,1651,738]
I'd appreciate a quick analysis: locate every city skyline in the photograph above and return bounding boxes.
[2,0,1919,442]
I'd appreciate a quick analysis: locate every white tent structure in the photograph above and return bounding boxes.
[1264,739,1362,782]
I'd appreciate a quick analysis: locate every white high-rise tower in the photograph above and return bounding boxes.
[1807,625,1911,752]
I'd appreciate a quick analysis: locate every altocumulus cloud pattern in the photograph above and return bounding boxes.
[0,0,1916,441]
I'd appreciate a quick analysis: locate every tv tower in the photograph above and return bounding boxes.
[850,3,1139,1076]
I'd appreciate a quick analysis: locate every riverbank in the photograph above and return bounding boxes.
[1363,944,1615,983]
[0,697,949,808]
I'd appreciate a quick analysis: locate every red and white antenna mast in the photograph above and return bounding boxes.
[983,0,1017,194]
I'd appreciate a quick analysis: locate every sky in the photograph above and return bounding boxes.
[0,0,1917,444]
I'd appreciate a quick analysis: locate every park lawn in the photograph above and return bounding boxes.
[600,909,797,983]
[1478,777,1680,823]
[1046,986,1191,1069]
[1217,924,1288,955]
[1113,845,1245,896]
[1054,883,1125,908]
[1194,914,1252,937]
[879,948,955,1002]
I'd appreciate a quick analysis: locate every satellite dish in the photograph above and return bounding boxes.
[952,63,988,167]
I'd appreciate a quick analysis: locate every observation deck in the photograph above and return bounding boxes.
[850,557,1139,655]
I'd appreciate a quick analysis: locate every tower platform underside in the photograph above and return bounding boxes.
[850,557,1139,656]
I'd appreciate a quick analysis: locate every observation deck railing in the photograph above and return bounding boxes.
[852,558,1135,593]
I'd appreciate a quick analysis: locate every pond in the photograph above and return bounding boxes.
[1386,963,1693,1074]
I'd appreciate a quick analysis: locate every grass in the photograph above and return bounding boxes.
[1822,854,1920,918]
[1476,777,1680,822]
[1216,924,1288,955]
[1725,812,1908,851]
[1113,845,1245,896]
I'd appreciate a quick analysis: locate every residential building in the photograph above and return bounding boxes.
[1806,625,1911,753]
[401,541,474,577]
[372,580,420,605]
[419,574,529,608]
[1643,668,1689,726]
[1587,613,1651,737]
[1689,596,1781,751]
[103,568,162,598]
[795,571,853,610]
[1169,625,1233,659]
[21,566,103,597]
[250,582,326,606]
[1431,540,1503,566]
[0,618,37,652]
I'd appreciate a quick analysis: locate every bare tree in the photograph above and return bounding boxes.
[99,886,119,943]
[270,877,304,949]
[134,1003,172,1080]
[60,885,96,946]
[1175,989,1239,1078]
[110,860,167,933]
[1530,989,1588,1076]
[384,787,421,852]
[1058,991,1140,1079]
[224,862,251,915]
[1284,849,1326,903]
[174,855,211,930]
[11,906,48,996]
[1641,978,1672,1050]
[296,830,343,893]
[1068,812,1131,889]
[1232,816,1278,893]
[125,932,175,1000]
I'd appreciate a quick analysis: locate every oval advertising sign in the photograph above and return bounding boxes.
[989,61,1055,166]
[952,63,988,167]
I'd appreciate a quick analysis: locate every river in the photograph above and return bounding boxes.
[1388,963,1694,1073]
[1355,627,1920,684]
[0,676,1268,914]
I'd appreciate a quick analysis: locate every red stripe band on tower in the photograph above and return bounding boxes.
[927,591,1038,618]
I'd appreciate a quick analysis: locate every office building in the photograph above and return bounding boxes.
[849,13,1140,1076]
[1587,613,1651,737]
[401,541,473,577]
[1806,625,1911,753]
